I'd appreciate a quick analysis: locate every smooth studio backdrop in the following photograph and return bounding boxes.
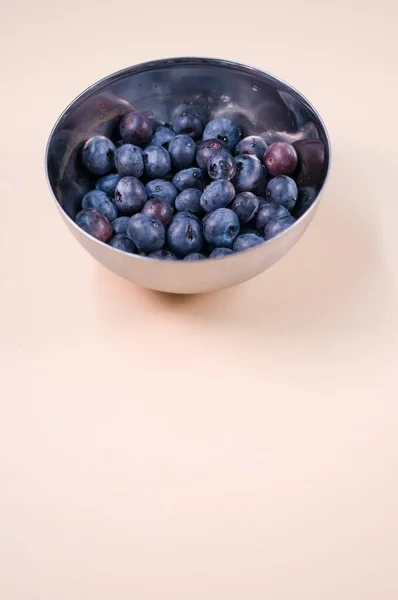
[1,1,397,599]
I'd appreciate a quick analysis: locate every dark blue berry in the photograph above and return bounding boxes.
[235,136,268,161]
[168,134,196,170]
[233,233,263,252]
[183,253,206,261]
[82,190,118,221]
[200,180,235,213]
[145,179,178,205]
[111,216,130,235]
[203,208,240,248]
[143,145,171,179]
[207,150,237,181]
[264,216,296,239]
[230,192,259,224]
[175,189,203,215]
[255,202,291,233]
[172,113,204,140]
[150,126,176,148]
[209,247,234,259]
[114,176,147,215]
[126,213,165,253]
[292,186,317,218]
[203,118,241,151]
[266,175,298,211]
[172,168,207,191]
[148,249,178,260]
[82,136,115,176]
[95,173,121,196]
[167,214,204,257]
[234,154,265,192]
[109,234,136,253]
[114,144,144,178]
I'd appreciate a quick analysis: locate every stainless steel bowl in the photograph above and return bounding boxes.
[46,57,331,294]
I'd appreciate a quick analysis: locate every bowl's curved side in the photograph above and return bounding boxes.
[61,204,318,294]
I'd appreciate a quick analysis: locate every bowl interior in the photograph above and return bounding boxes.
[47,57,330,222]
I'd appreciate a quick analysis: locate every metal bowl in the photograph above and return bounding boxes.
[46,57,331,294]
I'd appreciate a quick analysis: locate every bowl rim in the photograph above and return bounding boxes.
[45,56,332,263]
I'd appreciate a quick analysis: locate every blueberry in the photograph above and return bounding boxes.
[172,168,207,191]
[233,233,263,252]
[148,249,178,261]
[207,150,237,181]
[109,234,136,253]
[126,213,165,253]
[76,208,113,242]
[203,118,241,151]
[146,179,178,205]
[168,134,196,170]
[230,192,259,224]
[82,136,115,176]
[209,247,234,259]
[196,138,226,170]
[95,173,121,196]
[266,175,298,211]
[235,136,268,161]
[111,216,130,235]
[200,180,235,213]
[175,188,203,215]
[264,142,298,176]
[256,196,267,207]
[203,208,240,248]
[255,202,291,233]
[114,176,147,215]
[234,154,265,192]
[293,186,317,219]
[142,197,174,227]
[150,126,176,148]
[82,190,118,221]
[240,225,263,238]
[167,214,204,257]
[183,253,206,261]
[172,113,204,140]
[114,144,144,178]
[119,111,152,145]
[171,211,201,224]
[142,144,171,179]
[264,216,296,239]
[172,103,207,123]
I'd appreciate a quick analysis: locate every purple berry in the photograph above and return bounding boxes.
[142,197,174,227]
[196,138,226,170]
[119,111,153,145]
[76,208,113,242]
[264,142,298,176]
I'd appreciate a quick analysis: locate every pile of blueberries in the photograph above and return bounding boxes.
[75,107,312,261]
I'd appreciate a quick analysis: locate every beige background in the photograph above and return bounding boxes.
[1,0,397,598]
